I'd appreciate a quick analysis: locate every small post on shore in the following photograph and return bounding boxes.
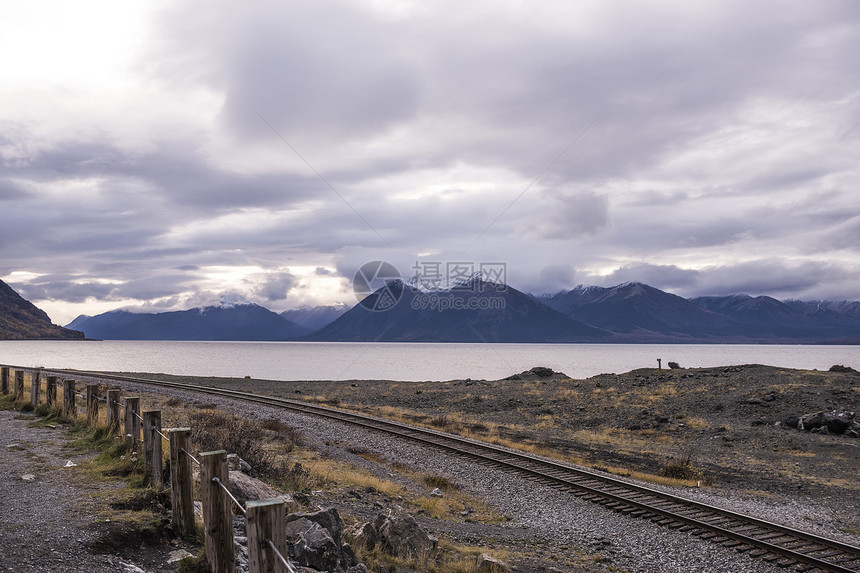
[247,498,289,573]
[86,384,100,426]
[106,389,121,434]
[46,376,57,406]
[124,397,140,448]
[657,358,662,370]
[62,379,76,419]
[143,410,163,485]
[14,370,25,401]
[169,427,195,538]
[200,450,234,573]
[30,369,41,409]
[1,366,9,394]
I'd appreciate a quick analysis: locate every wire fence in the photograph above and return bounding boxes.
[1,364,301,573]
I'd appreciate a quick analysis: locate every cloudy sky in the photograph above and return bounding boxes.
[2,0,859,325]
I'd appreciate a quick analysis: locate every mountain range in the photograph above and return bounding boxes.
[0,279,84,340]
[305,279,612,343]
[1,278,852,344]
[66,297,311,341]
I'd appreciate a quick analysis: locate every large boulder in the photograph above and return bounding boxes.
[798,411,855,434]
[228,470,291,507]
[373,511,439,559]
[285,508,364,573]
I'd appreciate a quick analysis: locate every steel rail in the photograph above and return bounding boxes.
[22,365,860,573]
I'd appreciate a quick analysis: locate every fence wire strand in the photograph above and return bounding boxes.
[212,477,246,515]
[152,426,169,441]
[180,447,200,466]
[267,539,299,573]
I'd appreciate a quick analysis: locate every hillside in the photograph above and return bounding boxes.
[0,280,84,340]
[68,302,311,341]
[306,279,612,342]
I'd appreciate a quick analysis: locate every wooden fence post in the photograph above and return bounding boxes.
[46,376,57,406]
[30,370,41,409]
[14,370,24,401]
[169,427,195,537]
[200,450,234,573]
[86,384,100,426]
[124,397,140,448]
[1,366,9,394]
[247,499,289,573]
[62,379,76,419]
[106,389,121,433]
[143,411,163,485]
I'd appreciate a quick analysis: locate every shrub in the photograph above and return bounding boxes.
[660,455,703,481]
[188,410,297,477]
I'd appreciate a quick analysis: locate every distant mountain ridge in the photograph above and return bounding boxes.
[67,301,311,341]
[537,282,860,343]
[62,280,860,343]
[281,304,349,331]
[0,280,84,340]
[306,279,611,343]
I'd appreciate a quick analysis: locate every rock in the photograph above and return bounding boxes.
[477,553,511,572]
[228,470,291,506]
[798,411,855,434]
[286,521,341,573]
[21,474,35,481]
[226,453,257,476]
[374,510,437,559]
[430,487,444,497]
[530,366,554,377]
[667,362,681,369]
[285,508,360,572]
[350,521,380,549]
[166,549,193,563]
[829,364,858,373]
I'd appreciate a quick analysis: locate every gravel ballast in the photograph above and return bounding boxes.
[108,376,846,573]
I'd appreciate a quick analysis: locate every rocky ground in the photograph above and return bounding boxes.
[155,363,860,506]
[2,363,859,572]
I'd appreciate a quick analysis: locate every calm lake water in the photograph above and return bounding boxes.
[1,340,858,381]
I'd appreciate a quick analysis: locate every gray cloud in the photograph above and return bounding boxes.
[538,191,610,239]
[594,264,701,291]
[2,0,859,323]
[255,272,298,302]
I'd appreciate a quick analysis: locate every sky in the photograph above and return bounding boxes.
[2,0,859,326]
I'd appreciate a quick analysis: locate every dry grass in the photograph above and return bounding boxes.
[351,402,708,489]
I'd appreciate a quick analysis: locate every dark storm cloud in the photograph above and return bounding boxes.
[255,271,298,302]
[14,280,118,303]
[687,259,857,299]
[538,265,577,292]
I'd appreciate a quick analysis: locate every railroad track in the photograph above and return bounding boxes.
[18,366,860,572]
